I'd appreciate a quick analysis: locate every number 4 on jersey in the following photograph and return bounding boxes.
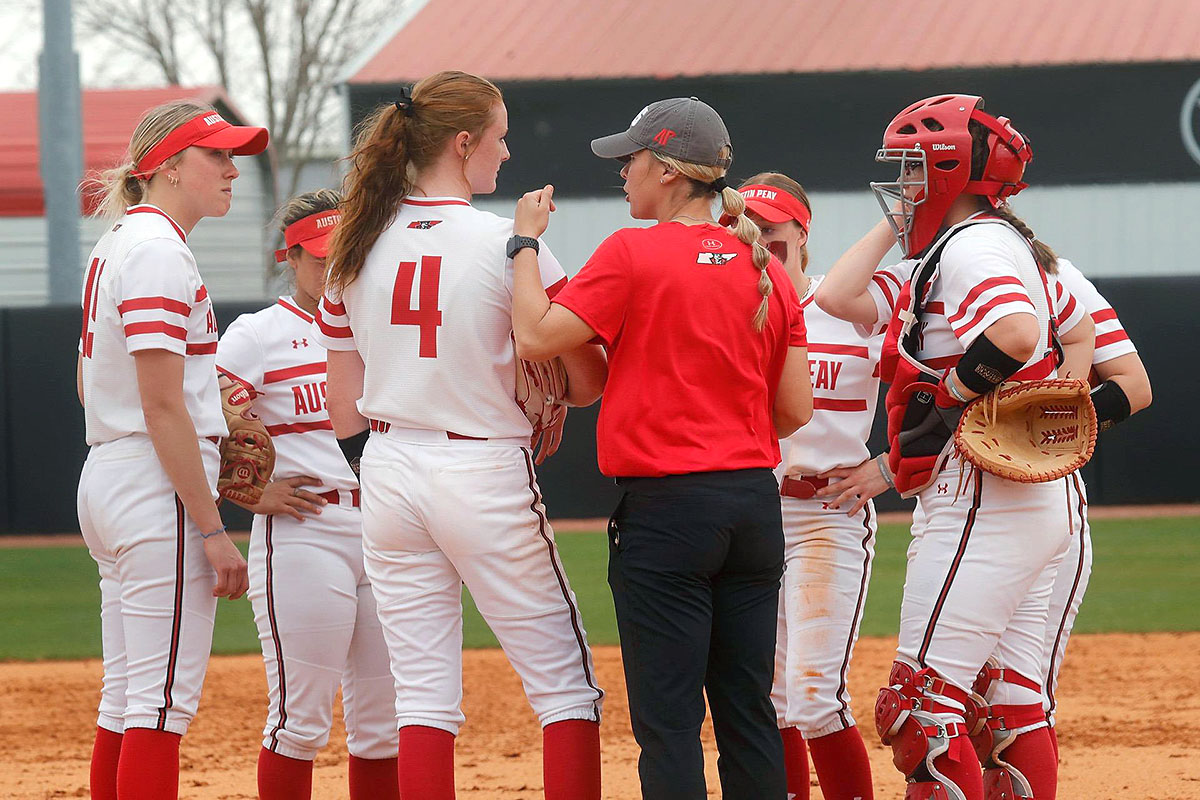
[391,255,443,358]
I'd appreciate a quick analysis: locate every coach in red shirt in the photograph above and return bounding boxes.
[510,97,812,799]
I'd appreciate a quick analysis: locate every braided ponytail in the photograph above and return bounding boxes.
[650,148,774,332]
[991,204,1058,274]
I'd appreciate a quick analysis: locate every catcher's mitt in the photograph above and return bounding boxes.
[516,357,569,465]
[954,378,1097,483]
[217,375,276,506]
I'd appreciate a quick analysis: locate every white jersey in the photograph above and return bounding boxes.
[868,221,1085,375]
[779,275,884,476]
[313,196,566,439]
[217,297,359,492]
[1054,258,1137,365]
[80,204,225,445]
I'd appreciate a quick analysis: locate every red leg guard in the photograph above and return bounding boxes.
[542,719,600,800]
[779,727,809,800]
[257,747,313,800]
[117,729,181,800]
[348,755,400,800]
[808,726,874,800]
[90,727,122,800]
[398,726,455,800]
[906,736,983,800]
[986,728,1057,800]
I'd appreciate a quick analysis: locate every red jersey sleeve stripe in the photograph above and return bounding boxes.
[876,269,903,289]
[186,342,218,355]
[952,293,1036,337]
[812,397,869,412]
[322,297,347,314]
[124,321,187,340]
[217,366,258,393]
[808,343,871,358]
[118,296,191,316]
[265,420,334,436]
[263,362,327,384]
[1091,308,1119,324]
[1058,292,1078,322]
[1095,330,1131,348]
[871,274,896,306]
[315,310,354,338]
[946,276,1026,325]
[545,276,569,300]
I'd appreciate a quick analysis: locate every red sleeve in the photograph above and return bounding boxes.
[551,232,633,346]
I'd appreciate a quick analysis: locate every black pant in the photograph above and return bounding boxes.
[608,468,786,800]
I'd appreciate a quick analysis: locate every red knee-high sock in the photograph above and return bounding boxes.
[542,719,601,800]
[779,727,809,800]
[808,726,874,800]
[397,726,455,800]
[348,755,400,800]
[90,727,123,800]
[117,729,181,800]
[1048,724,1059,762]
[999,728,1058,800]
[929,736,983,800]
[257,747,313,800]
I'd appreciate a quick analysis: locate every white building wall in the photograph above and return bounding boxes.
[0,158,274,307]
[480,181,1200,280]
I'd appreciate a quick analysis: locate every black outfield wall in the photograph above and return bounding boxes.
[351,61,1200,194]
[0,276,1194,535]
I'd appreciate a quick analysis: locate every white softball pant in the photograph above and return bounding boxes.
[359,429,603,736]
[771,498,876,738]
[897,459,1072,707]
[1042,472,1091,725]
[248,505,397,760]
[77,434,221,736]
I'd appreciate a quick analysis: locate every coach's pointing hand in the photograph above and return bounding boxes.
[203,531,249,599]
[514,184,556,238]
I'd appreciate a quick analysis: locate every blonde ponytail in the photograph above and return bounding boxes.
[84,99,217,219]
[651,148,774,332]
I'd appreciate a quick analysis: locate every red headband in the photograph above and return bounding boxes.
[737,184,812,231]
[274,209,341,262]
[132,112,269,180]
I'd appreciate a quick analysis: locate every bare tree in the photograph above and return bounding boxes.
[79,0,402,206]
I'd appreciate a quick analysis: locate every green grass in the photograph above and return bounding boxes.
[1,515,1196,661]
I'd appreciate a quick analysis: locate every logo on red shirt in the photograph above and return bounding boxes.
[701,238,723,250]
[697,252,738,266]
[652,128,677,147]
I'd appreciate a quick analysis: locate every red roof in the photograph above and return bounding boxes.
[0,86,245,217]
[351,0,1200,84]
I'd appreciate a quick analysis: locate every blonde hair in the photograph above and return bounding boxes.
[276,188,342,233]
[739,172,812,272]
[86,100,217,219]
[326,71,503,296]
[651,149,774,332]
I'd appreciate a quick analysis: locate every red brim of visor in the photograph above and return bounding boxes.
[719,185,811,230]
[133,112,269,179]
[274,210,340,262]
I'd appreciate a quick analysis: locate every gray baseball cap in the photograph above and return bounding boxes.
[591,97,733,168]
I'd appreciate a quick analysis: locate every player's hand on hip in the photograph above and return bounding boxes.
[203,532,249,600]
[815,458,889,516]
[514,184,556,238]
[250,476,327,521]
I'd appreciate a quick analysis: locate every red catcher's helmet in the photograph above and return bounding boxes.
[871,94,1033,257]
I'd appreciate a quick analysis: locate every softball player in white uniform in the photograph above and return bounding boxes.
[316,72,607,800]
[730,174,881,800]
[1041,259,1151,754]
[817,95,1095,800]
[76,100,265,800]
[216,191,399,800]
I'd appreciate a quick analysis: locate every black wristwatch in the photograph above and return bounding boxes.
[506,234,540,259]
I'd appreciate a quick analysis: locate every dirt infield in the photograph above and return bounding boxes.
[2,633,1197,799]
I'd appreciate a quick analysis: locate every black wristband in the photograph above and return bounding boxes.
[955,332,1025,395]
[1090,380,1131,432]
[337,429,369,476]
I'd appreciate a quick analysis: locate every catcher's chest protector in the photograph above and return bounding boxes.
[882,218,1059,497]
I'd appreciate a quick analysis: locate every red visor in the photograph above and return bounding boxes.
[133,112,269,179]
[734,184,811,230]
[274,209,341,262]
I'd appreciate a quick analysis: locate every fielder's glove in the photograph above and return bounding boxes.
[515,357,569,465]
[954,378,1097,483]
[217,375,276,506]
